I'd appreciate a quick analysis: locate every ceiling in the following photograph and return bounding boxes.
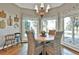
[15,3,63,10]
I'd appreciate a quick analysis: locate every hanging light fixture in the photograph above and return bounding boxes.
[35,3,50,17]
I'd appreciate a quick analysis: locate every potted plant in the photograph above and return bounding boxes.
[40,31,46,37]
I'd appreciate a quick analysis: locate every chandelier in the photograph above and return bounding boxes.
[34,3,50,17]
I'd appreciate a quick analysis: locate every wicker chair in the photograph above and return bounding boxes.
[46,30,56,44]
[45,32,63,55]
[27,31,43,55]
[49,30,56,36]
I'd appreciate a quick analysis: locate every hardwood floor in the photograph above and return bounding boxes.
[0,43,79,55]
[0,43,28,55]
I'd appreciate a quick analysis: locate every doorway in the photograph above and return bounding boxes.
[22,18,38,42]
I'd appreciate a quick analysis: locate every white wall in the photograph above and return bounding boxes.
[0,3,21,48]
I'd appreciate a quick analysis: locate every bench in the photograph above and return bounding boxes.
[3,34,15,49]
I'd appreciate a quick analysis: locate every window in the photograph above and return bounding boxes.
[64,17,73,44]
[42,19,56,32]
[64,16,79,47]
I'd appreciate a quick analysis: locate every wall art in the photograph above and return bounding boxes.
[0,10,6,18]
[14,15,19,22]
[0,20,6,28]
[7,16,13,26]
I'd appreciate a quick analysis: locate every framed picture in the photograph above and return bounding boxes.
[0,10,6,18]
[14,15,19,22]
[0,20,6,28]
[7,16,13,26]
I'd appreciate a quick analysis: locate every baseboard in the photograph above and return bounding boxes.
[0,44,12,50]
[61,42,79,52]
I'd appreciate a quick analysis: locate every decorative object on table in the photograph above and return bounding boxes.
[0,10,6,18]
[0,20,6,28]
[7,16,13,26]
[40,31,46,37]
[14,15,19,22]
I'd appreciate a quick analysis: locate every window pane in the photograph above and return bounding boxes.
[64,17,73,44]
[42,19,56,32]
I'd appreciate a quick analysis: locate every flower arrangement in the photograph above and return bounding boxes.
[40,31,46,37]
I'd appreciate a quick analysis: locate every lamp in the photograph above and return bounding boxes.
[35,3,50,17]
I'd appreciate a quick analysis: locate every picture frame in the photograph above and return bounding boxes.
[0,20,6,28]
[0,10,6,18]
[14,15,19,22]
[7,16,13,26]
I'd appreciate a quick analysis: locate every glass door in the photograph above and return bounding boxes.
[22,18,38,42]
